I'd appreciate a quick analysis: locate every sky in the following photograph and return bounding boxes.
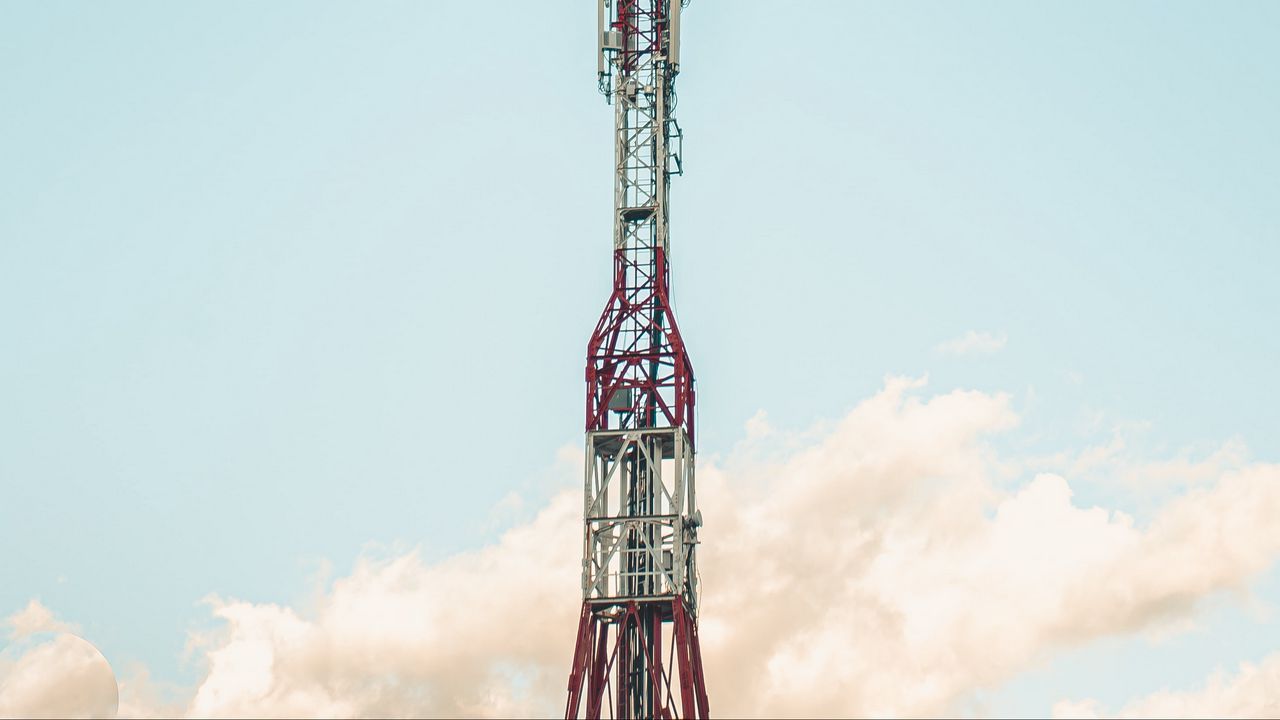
[2,1,1279,717]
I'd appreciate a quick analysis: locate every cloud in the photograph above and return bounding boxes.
[5,599,78,640]
[20,378,1280,717]
[0,602,118,719]
[1053,652,1280,718]
[178,490,582,718]
[693,378,1280,716]
[115,666,186,720]
[935,330,1008,356]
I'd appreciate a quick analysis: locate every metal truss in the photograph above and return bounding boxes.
[585,246,695,446]
[586,0,695,449]
[583,427,699,608]
[569,2,707,718]
[565,597,710,720]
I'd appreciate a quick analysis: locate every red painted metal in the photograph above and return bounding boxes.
[588,623,609,719]
[566,603,593,720]
[586,246,696,448]
[686,600,710,719]
[672,596,696,720]
[566,599,709,719]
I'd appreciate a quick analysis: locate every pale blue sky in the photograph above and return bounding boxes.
[2,1,1278,714]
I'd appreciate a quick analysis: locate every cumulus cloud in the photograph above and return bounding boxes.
[695,378,1280,716]
[178,490,582,718]
[6,599,78,640]
[935,330,1008,355]
[1053,652,1280,718]
[19,378,1280,717]
[0,602,118,719]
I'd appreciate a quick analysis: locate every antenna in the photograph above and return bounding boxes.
[669,0,681,68]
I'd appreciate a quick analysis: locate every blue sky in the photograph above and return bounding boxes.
[2,2,1279,716]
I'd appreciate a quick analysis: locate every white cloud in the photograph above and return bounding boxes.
[693,378,1280,716]
[935,330,1008,356]
[5,599,78,640]
[1053,652,1280,718]
[178,491,582,718]
[0,602,118,719]
[15,378,1280,718]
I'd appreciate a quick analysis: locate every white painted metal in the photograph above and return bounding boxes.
[669,0,681,67]
[582,427,699,610]
[598,0,607,76]
[599,3,683,254]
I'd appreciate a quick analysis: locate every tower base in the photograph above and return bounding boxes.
[565,596,710,719]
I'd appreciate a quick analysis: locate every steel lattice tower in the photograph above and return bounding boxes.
[565,1,709,718]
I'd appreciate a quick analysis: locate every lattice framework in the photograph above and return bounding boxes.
[567,2,708,718]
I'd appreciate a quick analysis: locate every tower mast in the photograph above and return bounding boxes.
[565,1,709,718]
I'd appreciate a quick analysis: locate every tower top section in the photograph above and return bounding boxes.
[585,0,695,444]
[597,0,690,98]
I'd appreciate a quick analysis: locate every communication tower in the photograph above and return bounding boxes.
[564,1,709,718]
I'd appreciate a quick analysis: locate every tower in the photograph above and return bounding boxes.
[564,1,709,719]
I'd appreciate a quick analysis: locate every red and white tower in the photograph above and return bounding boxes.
[565,1,709,718]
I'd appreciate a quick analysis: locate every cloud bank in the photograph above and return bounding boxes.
[695,378,1280,716]
[7,377,1280,717]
